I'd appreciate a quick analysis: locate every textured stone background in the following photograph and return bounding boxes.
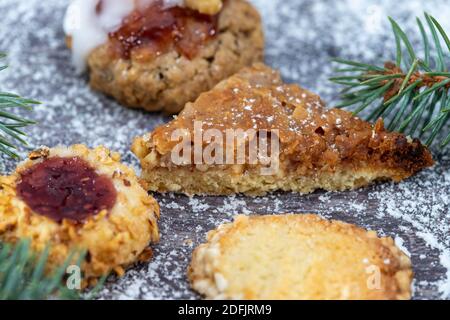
[0,0,449,299]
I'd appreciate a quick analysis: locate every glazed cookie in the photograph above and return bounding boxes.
[0,145,159,284]
[64,0,264,114]
[189,214,413,300]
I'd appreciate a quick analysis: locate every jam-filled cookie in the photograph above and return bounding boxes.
[64,0,264,114]
[0,145,159,283]
[189,214,413,300]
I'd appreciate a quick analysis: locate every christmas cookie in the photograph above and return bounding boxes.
[188,214,413,300]
[64,0,264,114]
[0,145,160,284]
[132,63,433,196]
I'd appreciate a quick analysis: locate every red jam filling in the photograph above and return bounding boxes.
[16,157,117,223]
[103,0,220,60]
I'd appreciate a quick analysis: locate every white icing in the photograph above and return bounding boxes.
[63,0,185,72]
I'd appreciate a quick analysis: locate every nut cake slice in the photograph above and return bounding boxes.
[132,63,433,196]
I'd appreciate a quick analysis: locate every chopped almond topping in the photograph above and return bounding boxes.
[185,0,223,15]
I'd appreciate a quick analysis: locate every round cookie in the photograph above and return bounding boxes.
[0,145,159,284]
[188,214,413,300]
[84,0,264,114]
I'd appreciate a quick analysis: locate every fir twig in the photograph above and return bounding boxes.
[0,238,108,299]
[330,13,450,147]
[0,53,38,159]
[0,239,81,300]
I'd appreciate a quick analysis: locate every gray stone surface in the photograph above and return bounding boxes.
[0,0,449,299]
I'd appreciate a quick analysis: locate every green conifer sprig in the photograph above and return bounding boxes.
[0,239,82,299]
[0,52,38,159]
[330,13,450,147]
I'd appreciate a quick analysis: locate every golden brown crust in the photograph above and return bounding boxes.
[0,145,160,284]
[132,63,434,195]
[87,0,264,114]
[188,214,413,300]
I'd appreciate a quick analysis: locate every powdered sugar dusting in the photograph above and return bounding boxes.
[395,237,411,258]
[0,0,449,299]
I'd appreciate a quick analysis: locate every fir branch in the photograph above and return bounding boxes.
[0,239,107,300]
[330,13,450,147]
[0,239,81,299]
[0,53,39,159]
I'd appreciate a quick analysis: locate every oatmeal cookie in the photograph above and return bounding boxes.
[66,0,264,114]
[0,145,159,284]
[188,214,413,300]
[132,63,433,196]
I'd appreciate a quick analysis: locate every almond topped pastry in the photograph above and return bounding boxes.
[189,214,413,300]
[64,0,264,114]
[0,145,160,284]
[132,63,434,196]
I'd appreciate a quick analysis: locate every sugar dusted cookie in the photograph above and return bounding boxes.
[132,64,433,196]
[64,0,264,114]
[0,145,159,284]
[188,214,413,300]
